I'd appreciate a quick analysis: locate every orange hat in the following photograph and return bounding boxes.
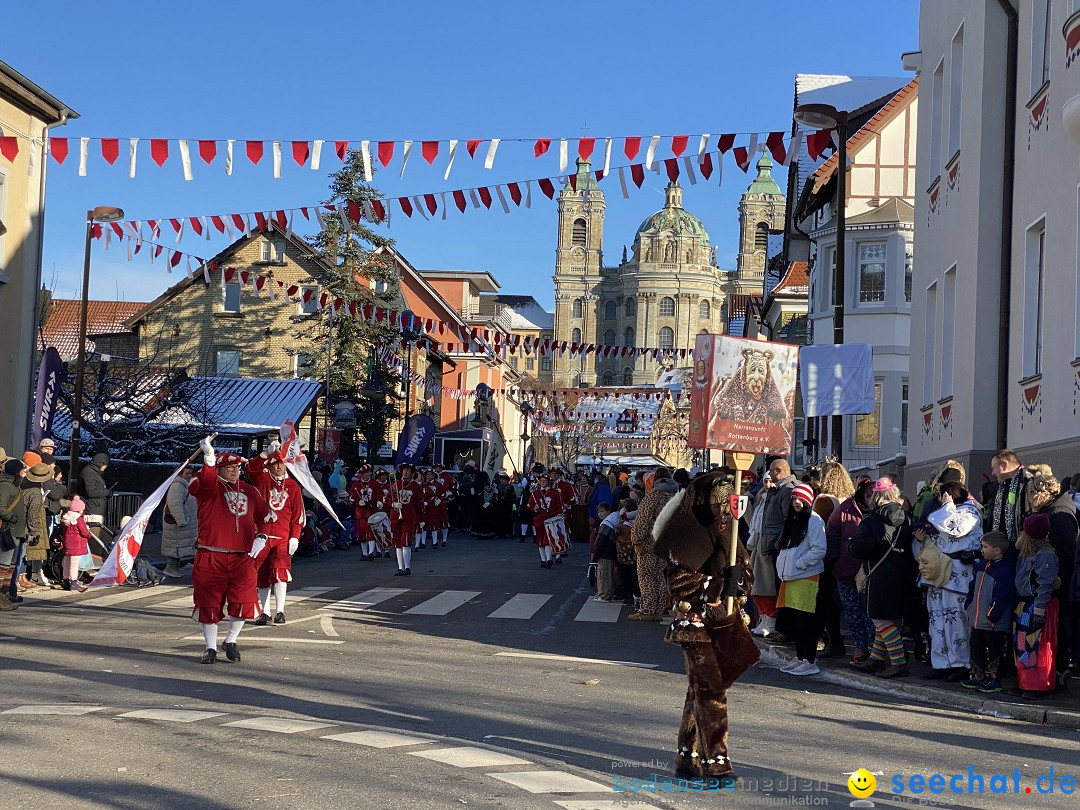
[22,451,42,468]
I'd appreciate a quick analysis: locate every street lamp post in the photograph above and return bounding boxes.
[793,103,849,461]
[68,206,124,493]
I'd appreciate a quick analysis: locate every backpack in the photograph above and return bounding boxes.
[128,557,163,586]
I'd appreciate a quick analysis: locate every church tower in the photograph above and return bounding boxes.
[552,159,605,387]
[734,152,785,293]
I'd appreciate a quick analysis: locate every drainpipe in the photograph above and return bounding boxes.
[992,0,1017,451]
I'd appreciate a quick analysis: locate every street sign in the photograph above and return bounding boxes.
[729,494,749,518]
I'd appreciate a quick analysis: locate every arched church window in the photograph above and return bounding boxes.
[659,296,676,317]
[604,300,617,320]
[572,298,583,318]
[658,327,675,349]
[603,329,617,346]
[622,367,634,385]
[601,370,615,385]
[625,297,636,317]
[572,218,587,247]
[699,299,711,319]
[624,327,635,347]
[572,327,582,344]
[755,222,769,253]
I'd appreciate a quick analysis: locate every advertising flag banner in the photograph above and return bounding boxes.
[32,347,62,448]
[280,420,344,528]
[687,334,799,455]
[395,414,436,465]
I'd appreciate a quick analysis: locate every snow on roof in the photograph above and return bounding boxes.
[480,294,554,330]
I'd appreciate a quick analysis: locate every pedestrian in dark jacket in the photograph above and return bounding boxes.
[77,452,111,521]
[963,531,1015,692]
[849,477,916,679]
[591,503,618,601]
[826,479,875,663]
[0,458,27,608]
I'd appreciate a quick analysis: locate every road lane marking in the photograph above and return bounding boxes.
[319,588,409,613]
[409,746,532,768]
[488,593,552,619]
[494,652,657,669]
[555,802,662,809]
[2,705,107,715]
[118,709,226,723]
[488,771,610,794]
[404,590,480,615]
[223,717,336,733]
[72,585,190,607]
[321,730,433,748]
[573,598,624,623]
[181,635,344,645]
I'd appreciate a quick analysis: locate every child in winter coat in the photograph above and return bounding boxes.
[776,483,828,676]
[1013,513,1060,697]
[60,496,92,591]
[963,531,1015,693]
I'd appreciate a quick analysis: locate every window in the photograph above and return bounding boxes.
[820,247,837,311]
[509,357,519,371]
[601,370,615,385]
[625,297,636,316]
[901,379,909,448]
[622,367,634,385]
[294,352,316,379]
[754,222,769,253]
[699,299,711,319]
[624,327,635,347]
[904,244,913,304]
[572,298,583,318]
[858,242,886,304]
[373,279,388,295]
[1023,222,1046,376]
[260,239,286,264]
[854,381,883,447]
[923,282,938,404]
[659,296,676,316]
[658,327,675,350]
[941,266,956,397]
[299,285,319,315]
[1032,0,1052,96]
[223,282,242,313]
[930,59,944,181]
[540,355,551,372]
[604,300,617,320]
[572,218,587,247]
[572,327,582,343]
[215,350,240,377]
[525,358,535,371]
[603,329,616,346]
[948,25,964,159]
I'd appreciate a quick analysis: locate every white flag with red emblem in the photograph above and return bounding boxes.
[279,420,343,528]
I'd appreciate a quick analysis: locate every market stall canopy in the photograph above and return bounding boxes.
[572,454,669,468]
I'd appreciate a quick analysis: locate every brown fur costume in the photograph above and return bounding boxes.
[653,471,759,779]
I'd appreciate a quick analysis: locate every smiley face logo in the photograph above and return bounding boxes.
[846,769,877,798]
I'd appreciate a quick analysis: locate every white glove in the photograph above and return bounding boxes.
[269,440,282,454]
[434,498,442,506]
[263,510,279,523]
[483,502,491,509]
[200,436,216,467]
[249,534,268,559]
[392,502,401,510]
[288,538,299,555]
[419,521,426,528]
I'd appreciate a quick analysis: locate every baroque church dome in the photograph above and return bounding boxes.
[635,182,710,247]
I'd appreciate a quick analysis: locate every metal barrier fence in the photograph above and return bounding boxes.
[105,492,145,532]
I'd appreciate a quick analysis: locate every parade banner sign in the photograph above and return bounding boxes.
[395,414,436,466]
[688,335,799,455]
[32,347,62,448]
[88,461,187,588]
[317,428,341,463]
[280,420,344,528]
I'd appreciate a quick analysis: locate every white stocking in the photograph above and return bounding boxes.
[257,587,271,615]
[224,617,245,643]
[440,528,448,543]
[539,546,552,562]
[521,524,529,536]
[413,532,422,549]
[367,541,378,556]
[395,548,406,569]
[273,581,288,614]
[402,547,413,570]
[202,623,219,650]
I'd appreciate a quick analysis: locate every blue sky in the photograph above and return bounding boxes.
[6,0,917,310]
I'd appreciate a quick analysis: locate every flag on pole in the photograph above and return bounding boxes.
[280,419,344,528]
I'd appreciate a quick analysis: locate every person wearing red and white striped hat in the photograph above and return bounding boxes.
[775,481,827,677]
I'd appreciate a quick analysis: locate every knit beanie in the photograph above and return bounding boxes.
[3,459,22,476]
[791,483,815,505]
[68,496,86,513]
[1023,513,1051,541]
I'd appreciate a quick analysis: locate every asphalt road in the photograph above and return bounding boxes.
[1,532,1078,810]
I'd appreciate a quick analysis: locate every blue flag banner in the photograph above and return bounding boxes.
[396,414,436,465]
[32,347,62,448]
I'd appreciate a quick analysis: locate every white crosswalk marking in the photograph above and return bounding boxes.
[555,801,662,809]
[573,598,624,623]
[408,746,531,767]
[321,730,432,748]
[404,590,480,615]
[118,709,226,723]
[2,705,107,715]
[488,771,610,794]
[70,585,190,608]
[488,593,552,620]
[222,717,336,733]
[153,585,334,612]
[318,588,409,614]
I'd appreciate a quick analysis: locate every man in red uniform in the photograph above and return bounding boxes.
[433,462,455,548]
[246,442,305,625]
[550,467,577,564]
[373,467,396,559]
[420,468,442,552]
[349,464,379,561]
[529,472,564,569]
[189,436,271,664]
[392,463,424,575]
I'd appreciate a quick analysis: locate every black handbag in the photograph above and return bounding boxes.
[0,529,14,553]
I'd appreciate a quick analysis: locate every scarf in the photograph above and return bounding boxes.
[991,468,1025,542]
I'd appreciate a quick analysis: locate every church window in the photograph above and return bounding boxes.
[601,370,615,385]
[604,300,617,320]
[699,299,711,319]
[603,329,617,346]
[755,222,769,253]
[624,327,635,347]
[572,327,582,343]
[659,296,676,317]
[572,218,587,247]
[658,327,675,350]
[572,298,583,318]
[622,367,634,385]
[625,297,636,316]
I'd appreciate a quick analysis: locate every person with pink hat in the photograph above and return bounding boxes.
[775,482,828,676]
[60,496,92,591]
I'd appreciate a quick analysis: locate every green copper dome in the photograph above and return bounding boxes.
[635,182,710,246]
[746,152,782,196]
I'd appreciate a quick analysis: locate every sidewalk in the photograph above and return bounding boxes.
[754,637,1080,731]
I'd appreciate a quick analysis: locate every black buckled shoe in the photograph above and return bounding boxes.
[223,642,241,662]
[251,613,271,626]
[274,612,285,624]
[200,648,217,664]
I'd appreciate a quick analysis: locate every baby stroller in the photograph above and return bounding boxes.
[45,522,111,584]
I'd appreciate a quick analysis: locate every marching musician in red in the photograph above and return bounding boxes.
[528,471,564,569]
[550,467,577,564]
[189,436,271,665]
[392,463,424,576]
[349,464,379,561]
[373,468,395,559]
[433,461,455,547]
[246,442,305,625]
[421,468,442,551]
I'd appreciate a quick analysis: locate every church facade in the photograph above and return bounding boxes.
[551,156,785,388]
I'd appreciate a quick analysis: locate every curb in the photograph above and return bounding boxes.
[754,639,1080,731]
